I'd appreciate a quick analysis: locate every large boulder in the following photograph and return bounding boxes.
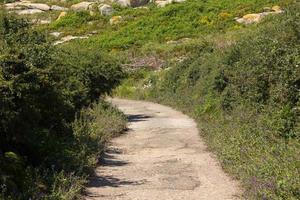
[71,2,94,11]
[111,0,149,7]
[155,0,170,7]
[23,3,50,11]
[99,4,114,16]
[16,9,44,15]
[5,2,50,11]
[111,0,130,7]
[172,0,185,2]
[51,5,68,11]
[129,0,149,7]
[4,3,23,10]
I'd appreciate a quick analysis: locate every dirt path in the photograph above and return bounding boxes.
[85,98,241,200]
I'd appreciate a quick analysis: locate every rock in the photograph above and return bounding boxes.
[53,35,89,45]
[272,5,283,13]
[260,11,274,17]
[109,16,123,25]
[4,3,23,10]
[263,7,272,12]
[133,6,149,10]
[155,0,185,7]
[155,0,170,7]
[236,18,245,24]
[172,0,185,3]
[111,0,130,7]
[237,13,263,24]
[50,32,62,37]
[51,5,68,11]
[57,11,67,21]
[129,0,149,7]
[71,2,94,11]
[40,20,51,24]
[99,4,114,16]
[16,9,44,15]
[39,19,51,24]
[166,40,177,44]
[113,0,150,7]
[236,6,284,25]
[5,2,50,11]
[243,14,262,24]
[22,3,50,11]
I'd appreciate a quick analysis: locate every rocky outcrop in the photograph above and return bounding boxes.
[129,0,149,7]
[236,5,284,24]
[111,0,130,7]
[5,2,50,11]
[23,3,50,11]
[50,32,62,37]
[16,9,44,15]
[155,0,185,8]
[99,4,114,16]
[155,1,170,7]
[70,2,94,11]
[111,0,150,7]
[51,5,68,11]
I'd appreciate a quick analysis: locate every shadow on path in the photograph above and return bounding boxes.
[127,114,152,122]
[99,151,128,167]
[87,175,144,188]
[85,147,146,196]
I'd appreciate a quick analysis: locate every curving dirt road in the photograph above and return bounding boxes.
[85,98,241,200]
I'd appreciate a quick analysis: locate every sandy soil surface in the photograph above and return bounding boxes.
[85,98,241,200]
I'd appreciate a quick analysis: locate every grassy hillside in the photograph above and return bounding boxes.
[85,0,293,49]
[115,4,300,199]
[52,0,295,71]
[43,0,294,50]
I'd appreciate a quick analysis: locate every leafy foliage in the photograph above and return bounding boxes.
[0,14,125,199]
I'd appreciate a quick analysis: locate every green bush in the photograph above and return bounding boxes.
[50,11,94,29]
[0,14,126,199]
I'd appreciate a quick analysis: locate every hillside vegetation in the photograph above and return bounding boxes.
[115,3,300,200]
[0,0,299,199]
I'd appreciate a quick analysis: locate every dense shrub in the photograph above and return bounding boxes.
[0,14,125,199]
